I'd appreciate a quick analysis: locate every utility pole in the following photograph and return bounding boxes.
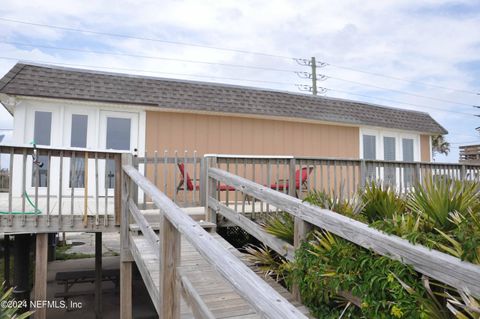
[311,57,317,95]
[294,56,328,95]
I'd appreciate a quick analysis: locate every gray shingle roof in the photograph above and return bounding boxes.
[0,63,447,134]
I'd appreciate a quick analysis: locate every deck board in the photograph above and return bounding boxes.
[129,231,311,318]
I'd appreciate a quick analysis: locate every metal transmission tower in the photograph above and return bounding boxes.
[294,57,328,95]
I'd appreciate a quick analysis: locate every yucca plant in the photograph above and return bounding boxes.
[393,274,451,319]
[261,212,294,244]
[244,244,291,283]
[431,210,480,264]
[303,189,364,218]
[408,179,480,230]
[446,289,480,319]
[0,283,34,319]
[361,181,406,222]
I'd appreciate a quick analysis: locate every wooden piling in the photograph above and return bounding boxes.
[34,233,48,319]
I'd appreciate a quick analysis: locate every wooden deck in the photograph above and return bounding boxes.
[129,230,311,318]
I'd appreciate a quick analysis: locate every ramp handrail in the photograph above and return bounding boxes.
[207,166,480,298]
[121,162,307,319]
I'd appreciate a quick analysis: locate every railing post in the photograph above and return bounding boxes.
[415,163,421,185]
[120,153,133,319]
[360,159,366,187]
[114,153,122,225]
[33,233,48,319]
[132,155,139,206]
[206,156,218,223]
[460,165,466,181]
[199,157,206,207]
[292,218,312,302]
[288,158,296,198]
[289,157,311,301]
[159,215,180,319]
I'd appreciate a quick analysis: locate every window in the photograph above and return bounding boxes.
[363,135,376,160]
[105,117,131,188]
[32,111,52,187]
[106,118,131,150]
[34,111,52,146]
[383,137,396,185]
[71,114,88,148]
[363,135,376,181]
[403,138,415,186]
[70,114,88,188]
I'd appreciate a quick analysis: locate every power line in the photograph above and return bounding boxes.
[0,40,297,73]
[0,17,293,59]
[0,56,294,86]
[1,17,478,96]
[324,62,479,96]
[295,70,477,108]
[322,74,477,108]
[4,39,476,107]
[319,86,477,116]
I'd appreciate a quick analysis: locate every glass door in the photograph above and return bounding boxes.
[99,111,138,196]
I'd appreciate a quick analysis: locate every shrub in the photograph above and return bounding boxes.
[361,182,406,223]
[0,283,34,319]
[261,212,294,244]
[291,230,427,318]
[408,179,480,230]
[303,190,364,219]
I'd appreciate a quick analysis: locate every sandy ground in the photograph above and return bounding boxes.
[37,232,157,319]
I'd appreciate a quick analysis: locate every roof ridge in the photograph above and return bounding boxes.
[9,61,434,117]
[0,62,448,135]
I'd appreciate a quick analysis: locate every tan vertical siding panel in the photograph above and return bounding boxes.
[420,135,431,162]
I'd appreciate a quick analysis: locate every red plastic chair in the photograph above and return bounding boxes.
[269,166,314,197]
[176,163,236,194]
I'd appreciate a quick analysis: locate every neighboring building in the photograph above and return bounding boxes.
[0,63,447,196]
[459,144,480,164]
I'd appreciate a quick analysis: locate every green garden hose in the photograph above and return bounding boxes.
[0,191,42,215]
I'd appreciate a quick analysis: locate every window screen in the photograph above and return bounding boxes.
[383,137,396,185]
[106,118,131,150]
[71,114,88,148]
[363,135,376,160]
[105,117,131,188]
[363,135,376,181]
[32,111,52,187]
[34,111,52,146]
[70,114,88,188]
[402,139,414,161]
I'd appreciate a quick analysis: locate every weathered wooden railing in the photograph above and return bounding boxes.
[136,150,203,207]
[130,152,480,213]
[121,155,307,319]
[207,166,480,298]
[212,155,480,200]
[0,144,123,231]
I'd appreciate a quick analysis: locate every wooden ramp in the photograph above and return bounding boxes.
[129,231,311,318]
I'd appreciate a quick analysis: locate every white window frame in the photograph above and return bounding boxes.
[25,106,60,195]
[99,110,139,196]
[62,108,98,195]
[360,128,420,162]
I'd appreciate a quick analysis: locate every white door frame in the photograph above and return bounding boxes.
[98,110,139,196]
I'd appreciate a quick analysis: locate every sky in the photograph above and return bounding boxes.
[0,0,479,162]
